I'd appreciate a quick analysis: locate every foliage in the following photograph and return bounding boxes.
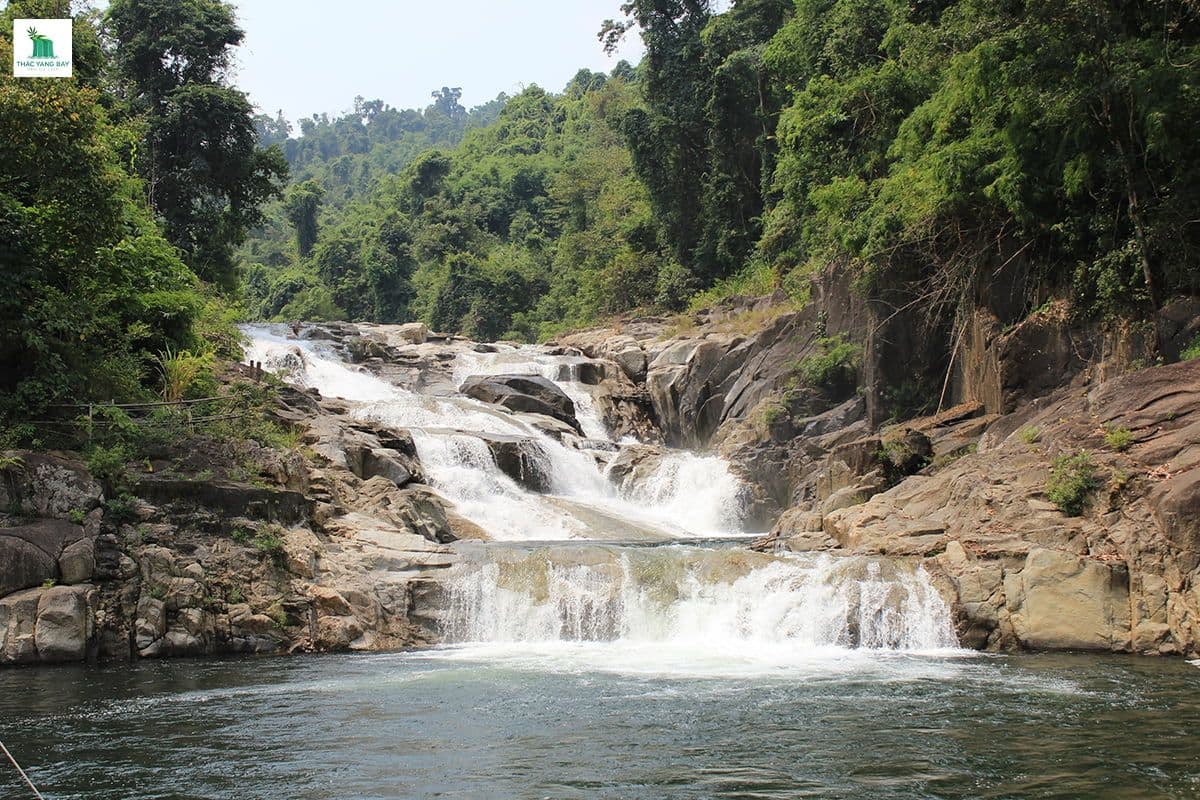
[1182,334,1200,361]
[153,348,214,403]
[1019,426,1043,446]
[1046,451,1100,517]
[796,335,860,393]
[107,0,288,290]
[1103,425,1134,452]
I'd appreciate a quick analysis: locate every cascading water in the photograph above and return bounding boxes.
[243,323,961,665]
[242,325,748,540]
[441,547,957,650]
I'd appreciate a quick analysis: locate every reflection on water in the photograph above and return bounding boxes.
[1,652,1198,799]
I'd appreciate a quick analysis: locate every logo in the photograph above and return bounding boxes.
[13,18,73,78]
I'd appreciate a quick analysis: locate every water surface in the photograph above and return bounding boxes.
[1,651,1197,799]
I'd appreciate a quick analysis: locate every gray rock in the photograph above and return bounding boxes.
[0,588,42,664]
[460,374,581,434]
[0,452,103,518]
[58,538,96,584]
[34,585,93,663]
[0,535,57,597]
[135,596,167,650]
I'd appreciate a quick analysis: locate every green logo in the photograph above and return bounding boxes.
[27,26,56,59]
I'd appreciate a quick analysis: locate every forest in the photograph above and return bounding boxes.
[3,0,1200,436]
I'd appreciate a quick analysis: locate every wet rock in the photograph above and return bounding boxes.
[479,433,552,493]
[460,374,582,434]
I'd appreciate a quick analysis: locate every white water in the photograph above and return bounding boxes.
[436,547,960,675]
[242,325,748,540]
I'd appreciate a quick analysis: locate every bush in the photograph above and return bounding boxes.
[1019,426,1042,445]
[1046,451,1099,516]
[1181,334,1200,362]
[1103,425,1134,452]
[796,334,860,394]
[87,444,129,490]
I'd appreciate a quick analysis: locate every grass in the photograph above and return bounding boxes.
[1045,451,1100,516]
[1019,426,1042,445]
[1103,425,1134,452]
[685,262,779,314]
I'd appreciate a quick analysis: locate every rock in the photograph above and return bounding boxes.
[460,374,582,434]
[613,347,647,383]
[58,538,96,584]
[134,478,308,524]
[394,322,428,345]
[0,535,57,597]
[0,452,103,518]
[479,433,552,493]
[311,585,354,617]
[34,585,93,663]
[134,596,167,650]
[316,615,364,650]
[163,576,205,611]
[0,588,42,664]
[1004,549,1131,651]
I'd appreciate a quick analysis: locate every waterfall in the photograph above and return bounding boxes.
[440,548,958,652]
[242,324,750,540]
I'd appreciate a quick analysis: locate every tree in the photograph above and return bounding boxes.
[107,0,288,290]
[284,180,324,258]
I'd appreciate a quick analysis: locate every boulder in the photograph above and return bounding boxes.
[34,585,94,663]
[394,322,429,345]
[0,535,57,597]
[1003,549,1131,651]
[135,596,167,651]
[58,538,96,584]
[460,374,581,434]
[0,452,103,518]
[479,433,552,493]
[0,588,42,664]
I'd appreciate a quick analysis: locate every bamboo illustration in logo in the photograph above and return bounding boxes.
[27,26,55,59]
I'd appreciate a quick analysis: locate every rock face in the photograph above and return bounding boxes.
[460,374,582,433]
[767,358,1200,657]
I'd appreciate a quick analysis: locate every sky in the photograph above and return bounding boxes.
[228,0,646,124]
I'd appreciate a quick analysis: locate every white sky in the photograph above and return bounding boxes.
[228,0,646,123]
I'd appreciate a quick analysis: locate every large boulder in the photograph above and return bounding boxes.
[1003,549,1131,651]
[33,585,95,663]
[0,452,103,518]
[460,374,581,434]
[0,536,57,597]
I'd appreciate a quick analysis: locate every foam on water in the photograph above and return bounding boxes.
[435,548,962,676]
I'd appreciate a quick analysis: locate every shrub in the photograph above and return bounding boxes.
[103,494,139,524]
[1046,451,1099,516]
[1181,334,1200,361]
[1103,425,1134,452]
[1019,426,1042,445]
[68,508,86,525]
[796,334,860,394]
[154,346,217,404]
[87,444,129,489]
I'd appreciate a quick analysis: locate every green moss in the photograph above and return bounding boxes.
[1019,426,1042,445]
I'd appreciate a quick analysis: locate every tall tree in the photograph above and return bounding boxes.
[107,0,287,290]
[284,179,324,258]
